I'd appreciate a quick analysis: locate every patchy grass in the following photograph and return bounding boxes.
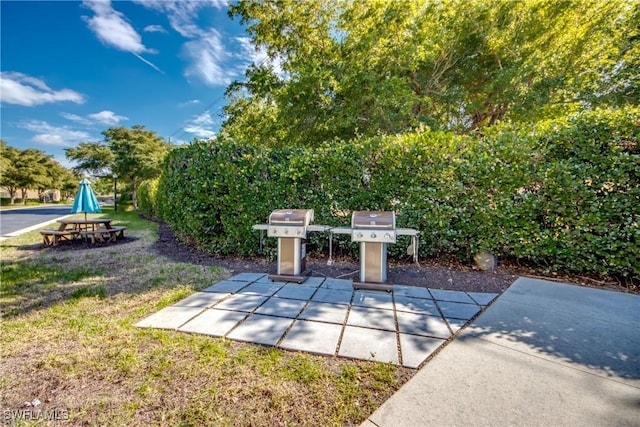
[0,209,412,425]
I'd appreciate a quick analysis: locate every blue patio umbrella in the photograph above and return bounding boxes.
[71,178,102,220]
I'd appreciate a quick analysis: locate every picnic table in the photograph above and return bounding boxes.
[40,219,126,246]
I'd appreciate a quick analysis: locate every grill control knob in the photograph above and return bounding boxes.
[272,228,277,234]
[356,232,363,238]
[296,230,301,236]
[370,233,377,239]
[385,233,391,240]
[284,229,289,235]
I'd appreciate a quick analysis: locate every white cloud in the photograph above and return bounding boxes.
[61,112,92,125]
[88,110,128,125]
[82,0,163,73]
[179,99,201,107]
[184,111,216,139]
[61,110,128,126]
[134,0,243,87]
[0,72,85,106]
[134,1,227,38]
[32,134,68,146]
[18,120,91,147]
[144,24,167,33]
[184,30,231,86]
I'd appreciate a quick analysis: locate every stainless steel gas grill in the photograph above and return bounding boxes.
[331,211,420,292]
[253,209,328,283]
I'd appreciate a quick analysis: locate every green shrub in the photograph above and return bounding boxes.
[153,107,639,279]
[138,178,159,219]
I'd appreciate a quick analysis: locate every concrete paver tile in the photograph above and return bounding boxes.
[399,334,446,369]
[178,308,246,336]
[393,285,431,299]
[214,294,268,312]
[273,285,317,300]
[396,311,451,339]
[467,292,499,306]
[279,320,343,356]
[299,277,325,288]
[311,288,353,305]
[353,290,394,310]
[429,288,476,304]
[321,278,354,290]
[202,280,250,293]
[298,301,349,324]
[346,306,396,332]
[227,314,293,346]
[436,300,480,320]
[173,292,230,308]
[229,273,268,282]
[136,306,204,329]
[255,297,308,318]
[238,282,283,296]
[445,317,469,334]
[394,295,439,316]
[339,326,399,364]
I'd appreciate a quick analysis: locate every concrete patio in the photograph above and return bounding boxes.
[136,273,499,368]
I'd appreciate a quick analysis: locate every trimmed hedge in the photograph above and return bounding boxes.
[145,107,639,279]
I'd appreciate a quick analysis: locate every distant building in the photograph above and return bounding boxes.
[0,188,61,202]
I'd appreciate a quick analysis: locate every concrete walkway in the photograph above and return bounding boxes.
[362,277,640,426]
[136,273,499,368]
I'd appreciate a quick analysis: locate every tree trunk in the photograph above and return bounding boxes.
[132,179,138,210]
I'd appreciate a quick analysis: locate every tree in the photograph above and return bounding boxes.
[65,142,114,177]
[222,0,639,146]
[0,140,21,203]
[65,125,172,209]
[14,149,51,203]
[58,168,81,201]
[0,141,70,204]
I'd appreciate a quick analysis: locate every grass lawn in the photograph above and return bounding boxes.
[0,209,412,425]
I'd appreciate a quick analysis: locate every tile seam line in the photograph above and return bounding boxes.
[474,336,640,389]
[274,278,325,347]
[218,281,281,337]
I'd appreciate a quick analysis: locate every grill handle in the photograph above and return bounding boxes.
[352,223,395,229]
[270,220,305,225]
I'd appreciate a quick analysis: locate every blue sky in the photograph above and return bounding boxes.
[1,0,267,168]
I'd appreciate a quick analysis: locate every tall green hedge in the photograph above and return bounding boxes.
[145,107,639,279]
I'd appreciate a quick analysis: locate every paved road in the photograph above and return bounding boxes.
[0,205,73,236]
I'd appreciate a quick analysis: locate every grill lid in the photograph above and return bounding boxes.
[268,209,314,226]
[351,211,395,229]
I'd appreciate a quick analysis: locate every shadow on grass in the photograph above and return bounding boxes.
[0,257,110,318]
[1,221,190,319]
[15,236,141,252]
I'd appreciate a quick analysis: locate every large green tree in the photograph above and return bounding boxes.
[0,140,21,203]
[222,0,639,147]
[65,125,172,209]
[0,141,72,204]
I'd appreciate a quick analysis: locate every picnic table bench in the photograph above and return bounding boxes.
[40,229,81,246]
[80,226,126,243]
[41,219,126,246]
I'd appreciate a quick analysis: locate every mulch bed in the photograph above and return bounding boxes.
[152,222,520,294]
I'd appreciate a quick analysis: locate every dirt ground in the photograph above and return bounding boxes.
[153,222,521,294]
[152,221,639,294]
